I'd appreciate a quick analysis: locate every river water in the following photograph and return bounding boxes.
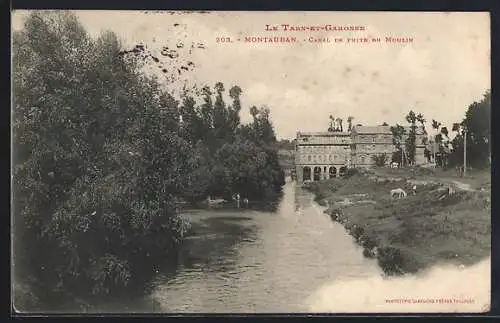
[123,177,382,313]
[33,177,491,313]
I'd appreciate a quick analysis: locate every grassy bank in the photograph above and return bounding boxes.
[304,167,491,276]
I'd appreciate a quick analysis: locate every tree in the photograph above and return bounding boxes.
[200,85,214,149]
[416,113,426,133]
[347,116,354,132]
[328,115,335,132]
[405,110,418,165]
[12,11,195,306]
[13,12,287,310]
[336,117,343,132]
[431,119,441,132]
[448,90,490,169]
[228,85,242,137]
[390,124,406,165]
[381,122,389,126]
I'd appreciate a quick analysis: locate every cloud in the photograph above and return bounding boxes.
[12,11,490,139]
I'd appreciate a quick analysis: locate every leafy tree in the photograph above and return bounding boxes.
[328,115,335,132]
[228,85,243,137]
[448,90,490,169]
[213,82,229,143]
[347,116,354,132]
[431,119,442,133]
[390,124,406,165]
[416,113,426,134]
[405,110,417,165]
[13,11,193,307]
[336,117,343,132]
[12,12,287,310]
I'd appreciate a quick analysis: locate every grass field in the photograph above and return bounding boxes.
[304,166,491,276]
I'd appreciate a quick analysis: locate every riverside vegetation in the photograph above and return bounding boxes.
[305,166,491,276]
[306,91,491,276]
[12,12,285,310]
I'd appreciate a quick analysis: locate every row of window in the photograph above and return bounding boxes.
[305,154,348,162]
[352,144,394,150]
[356,135,391,142]
[299,145,349,153]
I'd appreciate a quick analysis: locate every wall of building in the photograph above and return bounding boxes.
[295,128,429,183]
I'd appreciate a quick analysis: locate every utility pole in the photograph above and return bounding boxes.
[401,143,404,167]
[463,128,467,177]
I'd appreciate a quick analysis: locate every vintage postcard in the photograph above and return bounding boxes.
[11,10,491,314]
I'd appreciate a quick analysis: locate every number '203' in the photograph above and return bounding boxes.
[216,37,232,43]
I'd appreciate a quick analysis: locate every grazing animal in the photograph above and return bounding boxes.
[390,162,399,169]
[390,188,407,199]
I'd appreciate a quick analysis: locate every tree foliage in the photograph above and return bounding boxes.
[371,153,388,167]
[448,90,491,169]
[12,11,284,307]
[390,124,406,165]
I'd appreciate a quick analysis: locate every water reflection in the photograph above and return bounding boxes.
[146,180,381,313]
[65,179,489,313]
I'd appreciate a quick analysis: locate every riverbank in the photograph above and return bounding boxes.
[304,167,491,276]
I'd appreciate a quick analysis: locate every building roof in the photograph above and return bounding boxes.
[351,125,392,134]
[351,125,426,135]
[297,131,351,137]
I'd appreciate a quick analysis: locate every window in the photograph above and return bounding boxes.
[308,155,311,161]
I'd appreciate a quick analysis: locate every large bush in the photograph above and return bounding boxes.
[12,12,192,304]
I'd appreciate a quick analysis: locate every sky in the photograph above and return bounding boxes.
[12,11,490,140]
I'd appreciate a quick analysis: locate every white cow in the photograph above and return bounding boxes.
[390,162,399,168]
[390,188,407,199]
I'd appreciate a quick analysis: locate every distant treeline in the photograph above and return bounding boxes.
[388,91,490,169]
[276,138,296,151]
[12,11,284,307]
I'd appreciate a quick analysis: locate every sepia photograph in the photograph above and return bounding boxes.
[11,10,491,314]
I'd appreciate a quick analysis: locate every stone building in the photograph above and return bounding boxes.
[350,125,427,167]
[294,132,351,183]
[295,125,428,183]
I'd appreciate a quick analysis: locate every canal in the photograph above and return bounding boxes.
[91,177,382,313]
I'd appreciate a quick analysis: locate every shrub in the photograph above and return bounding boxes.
[371,153,389,167]
[344,168,360,178]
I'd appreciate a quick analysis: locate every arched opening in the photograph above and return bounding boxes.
[313,166,322,181]
[339,166,347,177]
[303,167,311,181]
[329,166,337,178]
